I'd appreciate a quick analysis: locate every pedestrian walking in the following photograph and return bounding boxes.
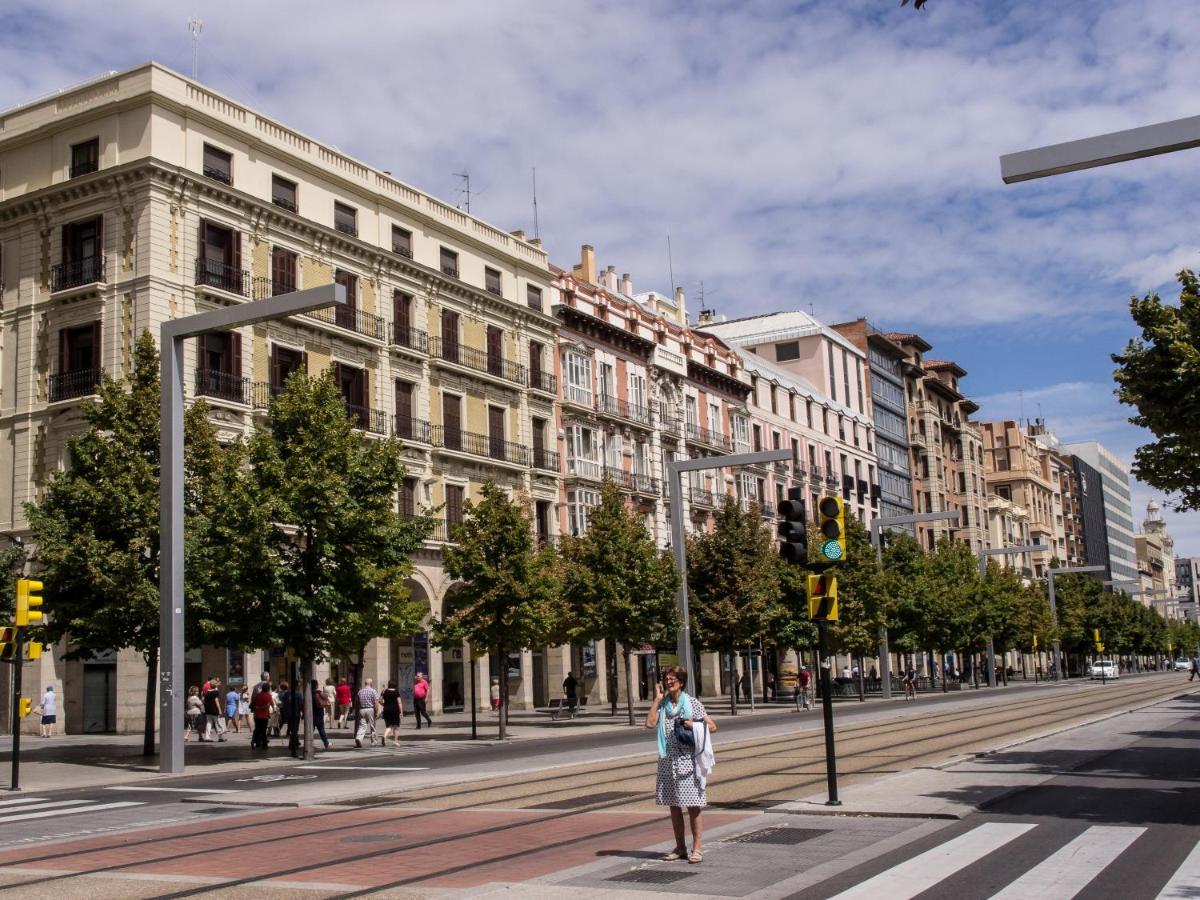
[1190,657,1199,682]
[238,686,251,731]
[250,675,273,750]
[903,668,917,700]
[225,683,241,734]
[381,679,404,746]
[562,671,579,717]
[323,677,337,722]
[38,685,58,738]
[336,678,353,728]
[490,677,501,713]
[412,673,433,728]
[278,679,303,758]
[311,679,331,751]
[185,686,204,742]
[355,678,381,747]
[795,666,812,711]
[203,677,227,742]
[645,666,715,865]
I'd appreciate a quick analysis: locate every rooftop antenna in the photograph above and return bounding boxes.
[1019,389,1025,424]
[453,171,473,214]
[667,235,676,294]
[809,303,815,316]
[187,18,203,80]
[531,168,540,241]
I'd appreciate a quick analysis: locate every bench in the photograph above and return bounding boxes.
[549,696,587,720]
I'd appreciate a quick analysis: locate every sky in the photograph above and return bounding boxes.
[2,0,1196,553]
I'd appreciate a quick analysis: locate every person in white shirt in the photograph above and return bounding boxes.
[39,685,57,737]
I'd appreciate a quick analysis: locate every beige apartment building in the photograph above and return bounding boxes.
[0,63,560,730]
[887,335,988,553]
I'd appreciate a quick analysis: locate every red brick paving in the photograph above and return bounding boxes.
[0,805,752,889]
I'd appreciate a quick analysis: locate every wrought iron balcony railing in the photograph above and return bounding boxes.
[432,425,530,466]
[684,421,733,451]
[52,256,106,292]
[429,337,527,386]
[195,369,251,405]
[301,303,387,341]
[594,393,653,427]
[393,416,432,443]
[49,368,102,402]
[346,403,388,435]
[195,258,249,296]
[530,369,557,395]
[70,159,98,179]
[533,447,560,472]
[390,323,429,353]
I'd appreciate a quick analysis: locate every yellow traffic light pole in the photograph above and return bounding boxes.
[8,578,42,791]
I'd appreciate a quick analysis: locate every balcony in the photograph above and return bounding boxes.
[390,323,429,354]
[530,369,557,395]
[564,385,592,408]
[660,416,683,437]
[604,467,660,496]
[689,487,716,508]
[335,221,358,237]
[195,369,251,405]
[272,195,297,213]
[393,245,413,260]
[533,447,560,472]
[48,368,102,402]
[302,304,386,342]
[195,258,249,297]
[250,381,280,409]
[441,264,459,278]
[422,518,457,543]
[565,457,603,481]
[429,337,527,386]
[594,393,653,428]
[346,404,388,435]
[809,464,824,482]
[51,256,106,293]
[393,416,432,444]
[432,425,530,467]
[685,421,733,452]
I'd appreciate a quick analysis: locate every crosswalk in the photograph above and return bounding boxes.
[824,821,1198,900]
[0,795,144,824]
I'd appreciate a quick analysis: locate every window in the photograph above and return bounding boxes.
[566,424,601,480]
[445,484,465,528]
[394,380,416,438]
[488,405,507,460]
[776,341,800,362]
[55,216,104,290]
[51,322,102,401]
[605,433,623,471]
[203,144,232,184]
[70,138,99,178]
[391,225,412,258]
[271,247,297,295]
[529,340,545,390]
[335,362,369,429]
[788,392,796,421]
[440,247,459,278]
[442,392,462,450]
[440,309,460,364]
[770,386,778,415]
[334,270,358,330]
[486,325,503,376]
[565,353,592,406]
[842,351,852,412]
[828,344,838,403]
[270,345,306,395]
[334,202,357,236]
[196,332,244,403]
[527,285,543,312]
[271,175,297,212]
[399,478,418,519]
[752,423,763,452]
[197,221,243,294]
[685,396,698,427]
[484,267,502,296]
[708,401,721,435]
[393,291,414,346]
[532,416,550,469]
[567,488,601,536]
[732,415,749,449]
[629,373,647,413]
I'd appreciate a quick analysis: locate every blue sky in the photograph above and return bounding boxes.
[2,0,1196,552]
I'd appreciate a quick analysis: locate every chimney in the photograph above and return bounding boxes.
[621,273,632,294]
[511,229,526,240]
[601,265,618,291]
[529,238,542,247]
[572,244,596,285]
[674,286,687,326]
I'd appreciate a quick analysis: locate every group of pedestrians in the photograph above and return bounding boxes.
[351,674,434,748]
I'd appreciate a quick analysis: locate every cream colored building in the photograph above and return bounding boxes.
[0,63,560,730]
[1138,500,1179,618]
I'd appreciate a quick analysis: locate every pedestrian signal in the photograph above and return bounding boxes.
[15,578,43,627]
[1032,634,1038,651]
[777,487,807,564]
[807,573,839,621]
[817,496,845,562]
[18,698,31,717]
[24,642,42,661]
[0,629,14,662]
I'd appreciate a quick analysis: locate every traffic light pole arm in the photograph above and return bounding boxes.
[667,448,791,695]
[1045,565,1106,684]
[159,283,343,775]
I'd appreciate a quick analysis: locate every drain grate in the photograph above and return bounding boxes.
[608,868,696,885]
[534,791,641,809]
[341,833,402,843]
[725,826,830,845]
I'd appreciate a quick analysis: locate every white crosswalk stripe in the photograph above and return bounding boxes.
[990,825,1145,899]
[0,799,143,824]
[1157,839,1200,898]
[830,823,1036,899]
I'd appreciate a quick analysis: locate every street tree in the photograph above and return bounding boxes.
[921,539,980,685]
[1112,270,1200,510]
[687,496,780,713]
[433,481,564,739]
[559,479,679,725]
[27,332,216,754]
[762,557,819,673]
[823,512,886,691]
[880,531,928,669]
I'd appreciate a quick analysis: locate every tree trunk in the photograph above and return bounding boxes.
[608,638,618,717]
[143,646,158,757]
[623,646,635,727]
[856,654,865,702]
[302,658,314,760]
[941,651,948,693]
[351,648,365,739]
[729,652,738,716]
[498,645,508,741]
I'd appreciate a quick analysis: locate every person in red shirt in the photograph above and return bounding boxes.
[412,673,433,729]
[335,678,353,729]
[250,675,274,750]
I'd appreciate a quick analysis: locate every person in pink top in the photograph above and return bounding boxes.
[335,678,353,728]
[412,673,433,729]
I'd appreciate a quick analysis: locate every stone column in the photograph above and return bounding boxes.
[545,644,572,706]
[427,643,445,714]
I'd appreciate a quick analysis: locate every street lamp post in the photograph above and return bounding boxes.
[159,283,343,775]
[976,544,1043,688]
[869,511,960,699]
[1045,565,1106,683]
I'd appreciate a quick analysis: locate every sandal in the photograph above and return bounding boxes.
[688,850,704,864]
[662,848,687,861]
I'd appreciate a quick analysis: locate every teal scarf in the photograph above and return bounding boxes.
[657,691,693,759]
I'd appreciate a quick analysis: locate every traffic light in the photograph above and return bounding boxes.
[18,698,31,718]
[15,578,43,627]
[817,496,845,562]
[777,487,807,564]
[24,642,42,661]
[0,627,14,662]
[1093,628,1104,653]
[807,573,839,621]
[1032,634,1038,651]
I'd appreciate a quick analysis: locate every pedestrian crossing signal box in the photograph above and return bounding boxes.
[15,578,43,627]
[808,574,839,621]
[817,497,845,562]
[18,697,31,717]
[0,627,14,662]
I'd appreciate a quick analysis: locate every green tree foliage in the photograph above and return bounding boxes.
[687,496,780,712]
[880,531,928,657]
[433,482,564,739]
[921,539,981,669]
[559,479,679,725]
[823,512,886,658]
[762,557,818,661]
[1113,270,1200,510]
[27,332,216,754]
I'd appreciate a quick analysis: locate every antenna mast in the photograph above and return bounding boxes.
[531,168,540,240]
[453,171,471,214]
[187,18,203,80]
[667,235,676,293]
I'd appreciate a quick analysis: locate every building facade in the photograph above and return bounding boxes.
[1061,441,1138,584]
[1137,500,1177,616]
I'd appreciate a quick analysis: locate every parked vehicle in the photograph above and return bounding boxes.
[1090,660,1118,680]
[1174,658,1191,671]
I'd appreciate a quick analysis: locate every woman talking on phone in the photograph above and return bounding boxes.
[644,665,716,864]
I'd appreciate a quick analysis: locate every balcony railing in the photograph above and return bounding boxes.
[48,368,102,402]
[441,264,459,278]
[530,369,557,395]
[565,385,592,407]
[432,425,530,466]
[195,369,251,405]
[689,487,716,508]
[298,304,386,341]
[272,195,297,212]
[685,421,733,451]
[204,165,232,185]
[346,404,388,435]
[250,381,280,409]
[660,416,683,436]
[52,256,106,292]
[70,159,98,178]
[335,221,358,237]
[195,258,249,296]
[393,416,432,443]
[390,323,429,354]
[594,393,653,427]
[393,245,413,260]
[533,447,560,472]
[566,457,603,480]
[429,337,527,385]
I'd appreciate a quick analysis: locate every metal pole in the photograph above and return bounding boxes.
[818,622,840,805]
[669,468,691,694]
[871,520,891,701]
[9,630,22,791]
[470,655,477,741]
[1048,574,1060,683]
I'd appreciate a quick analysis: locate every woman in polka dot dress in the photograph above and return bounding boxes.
[645,665,716,864]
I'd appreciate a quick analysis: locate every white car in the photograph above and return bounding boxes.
[1174,658,1192,672]
[1090,661,1118,680]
